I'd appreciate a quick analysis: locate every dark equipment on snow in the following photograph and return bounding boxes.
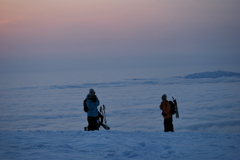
[172,97,179,118]
[169,101,176,115]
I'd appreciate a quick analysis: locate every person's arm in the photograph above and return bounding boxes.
[95,96,100,106]
[164,102,171,114]
[86,99,94,110]
[159,102,163,110]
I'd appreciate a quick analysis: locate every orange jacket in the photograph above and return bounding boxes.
[159,100,172,119]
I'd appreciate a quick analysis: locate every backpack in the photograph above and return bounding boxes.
[168,101,176,115]
[83,98,89,112]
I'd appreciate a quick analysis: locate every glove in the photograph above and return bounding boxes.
[162,111,166,117]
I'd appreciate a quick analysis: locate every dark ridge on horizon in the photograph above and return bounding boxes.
[183,70,240,79]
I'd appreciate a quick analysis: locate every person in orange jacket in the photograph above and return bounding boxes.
[159,94,174,132]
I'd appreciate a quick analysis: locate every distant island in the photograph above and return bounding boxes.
[183,70,240,79]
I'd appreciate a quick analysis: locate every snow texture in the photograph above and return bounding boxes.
[0,70,240,159]
[0,130,239,160]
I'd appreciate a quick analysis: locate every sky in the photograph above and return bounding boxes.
[0,0,240,73]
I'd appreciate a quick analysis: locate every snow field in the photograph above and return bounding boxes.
[1,70,240,159]
[0,130,239,160]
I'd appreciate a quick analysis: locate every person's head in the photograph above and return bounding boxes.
[162,94,167,101]
[89,88,95,95]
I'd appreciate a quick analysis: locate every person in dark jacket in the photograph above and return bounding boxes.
[86,88,100,131]
[159,94,174,132]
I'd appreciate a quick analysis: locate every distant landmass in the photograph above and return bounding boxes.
[183,70,240,79]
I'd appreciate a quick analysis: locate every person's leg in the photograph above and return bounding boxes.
[88,116,96,131]
[164,119,168,132]
[164,117,174,132]
[169,117,174,132]
[94,117,100,130]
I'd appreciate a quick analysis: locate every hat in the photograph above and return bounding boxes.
[162,94,167,100]
[89,88,95,94]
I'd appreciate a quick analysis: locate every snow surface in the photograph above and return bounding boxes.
[0,130,239,160]
[1,69,240,159]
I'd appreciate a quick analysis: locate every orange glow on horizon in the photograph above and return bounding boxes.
[0,0,239,58]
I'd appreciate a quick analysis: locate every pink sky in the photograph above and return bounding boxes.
[0,0,240,71]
